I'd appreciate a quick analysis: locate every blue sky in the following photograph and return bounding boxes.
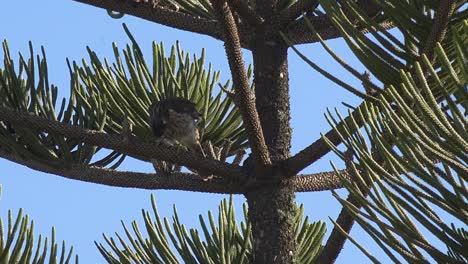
[0,1,388,263]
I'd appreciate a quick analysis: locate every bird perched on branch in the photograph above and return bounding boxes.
[149,97,204,155]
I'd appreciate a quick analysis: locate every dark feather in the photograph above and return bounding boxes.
[149,97,201,138]
[150,101,166,137]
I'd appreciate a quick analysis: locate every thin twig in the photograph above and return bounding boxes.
[218,83,238,103]
[219,140,232,162]
[283,110,362,177]
[232,148,246,165]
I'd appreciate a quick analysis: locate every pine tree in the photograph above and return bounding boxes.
[0,0,466,263]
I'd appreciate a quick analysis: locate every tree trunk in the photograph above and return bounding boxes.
[247,27,295,262]
[246,182,296,263]
[252,41,291,161]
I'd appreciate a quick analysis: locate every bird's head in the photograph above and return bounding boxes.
[149,97,203,138]
[167,97,202,123]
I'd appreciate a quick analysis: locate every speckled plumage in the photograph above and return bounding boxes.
[149,97,203,153]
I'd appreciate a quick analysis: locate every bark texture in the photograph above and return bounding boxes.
[316,194,361,263]
[253,44,292,162]
[246,7,295,260]
[246,182,296,264]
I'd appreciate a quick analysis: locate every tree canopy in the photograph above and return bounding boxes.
[0,0,466,263]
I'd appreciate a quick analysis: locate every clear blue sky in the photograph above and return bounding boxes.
[1,1,389,263]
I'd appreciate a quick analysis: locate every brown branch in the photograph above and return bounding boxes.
[316,193,367,263]
[293,169,352,192]
[211,0,271,168]
[317,153,383,264]
[278,0,319,25]
[228,0,263,26]
[421,0,457,64]
[287,14,395,45]
[232,148,246,165]
[0,149,242,194]
[73,0,224,41]
[0,106,245,179]
[314,149,366,263]
[285,0,389,45]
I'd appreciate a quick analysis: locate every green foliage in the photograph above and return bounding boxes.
[0,186,78,263]
[319,0,467,87]
[0,41,89,168]
[2,1,467,263]
[283,1,467,262]
[325,21,468,264]
[285,0,467,101]
[96,196,326,263]
[70,25,248,153]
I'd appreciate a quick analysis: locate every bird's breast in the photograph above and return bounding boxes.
[164,112,199,145]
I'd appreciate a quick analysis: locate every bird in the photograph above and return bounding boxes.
[149,97,204,155]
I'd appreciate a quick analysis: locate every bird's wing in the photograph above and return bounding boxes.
[149,101,166,138]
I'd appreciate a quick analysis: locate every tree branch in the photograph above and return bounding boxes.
[320,145,392,264]
[73,0,224,42]
[291,154,431,192]
[0,149,243,194]
[286,14,395,45]
[228,0,263,26]
[0,106,245,179]
[316,193,366,263]
[421,0,457,63]
[314,148,368,263]
[211,0,271,168]
[1,152,242,193]
[293,169,351,192]
[278,0,319,25]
